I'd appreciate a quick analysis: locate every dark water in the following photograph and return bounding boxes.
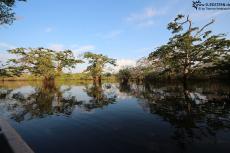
[0,81,230,153]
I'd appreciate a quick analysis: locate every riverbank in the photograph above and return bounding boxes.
[0,73,117,81]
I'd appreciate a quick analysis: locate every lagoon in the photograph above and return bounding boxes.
[0,81,230,153]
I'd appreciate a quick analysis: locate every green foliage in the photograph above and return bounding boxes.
[84,84,116,108]
[116,14,230,83]
[8,47,55,79]
[0,60,24,78]
[148,15,230,81]
[0,61,9,77]
[55,50,83,75]
[7,47,82,80]
[117,68,132,83]
[83,52,116,81]
[209,54,230,77]
[0,0,26,25]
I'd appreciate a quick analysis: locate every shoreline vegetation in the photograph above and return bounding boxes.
[0,74,116,82]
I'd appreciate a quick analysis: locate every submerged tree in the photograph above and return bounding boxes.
[8,47,82,81]
[84,52,116,84]
[148,14,230,82]
[0,0,26,25]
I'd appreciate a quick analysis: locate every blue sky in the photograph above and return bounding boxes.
[1,0,230,72]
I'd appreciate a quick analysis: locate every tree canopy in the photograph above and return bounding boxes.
[7,47,82,80]
[0,0,26,25]
[83,52,116,83]
[148,14,230,81]
[55,50,83,76]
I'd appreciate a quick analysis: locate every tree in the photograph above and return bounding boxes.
[8,47,55,80]
[0,0,26,25]
[0,60,24,80]
[209,54,230,78]
[55,50,83,76]
[8,47,81,81]
[83,52,116,84]
[0,61,10,79]
[117,68,132,84]
[149,14,230,82]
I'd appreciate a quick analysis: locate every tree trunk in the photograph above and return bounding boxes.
[93,75,102,85]
[98,75,102,85]
[56,63,62,76]
[122,78,129,84]
[183,65,189,83]
[183,73,188,83]
[43,75,55,88]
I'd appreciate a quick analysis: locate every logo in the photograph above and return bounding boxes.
[192,0,230,10]
[192,0,203,10]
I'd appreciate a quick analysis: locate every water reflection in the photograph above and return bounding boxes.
[83,83,117,110]
[119,82,230,149]
[0,81,230,152]
[0,82,118,122]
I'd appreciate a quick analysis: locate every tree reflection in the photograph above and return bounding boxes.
[0,82,118,122]
[83,83,117,111]
[0,81,81,122]
[119,82,230,150]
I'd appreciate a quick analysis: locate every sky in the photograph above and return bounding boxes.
[0,0,230,72]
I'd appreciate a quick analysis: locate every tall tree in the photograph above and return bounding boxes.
[83,52,116,83]
[149,14,230,82]
[8,47,55,80]
[8,47,81,80]
[0,0,26,25]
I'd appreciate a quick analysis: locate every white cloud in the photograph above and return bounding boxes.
[0,51,13,63]
[127,7,156,22]
[49,44,64,51]
[15,15,24,21]
[112,59,136,72]
[102,30,123,39]
[0,42,17,63]
[70,44,96,59]
[0,51,18,64]
[73,45,95,53]
[48,43,96,60]
[126,7,166,27]
[0,42,15,50]
[190,11,224,21]
[45,27,53,33]
[48,43,95,53]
